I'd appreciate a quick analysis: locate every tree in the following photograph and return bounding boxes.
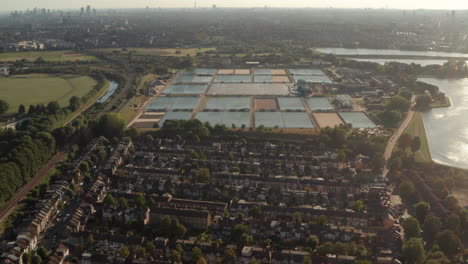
[192,247,203,262]
[79,161,90,173]
[249,259,261,264]
[423,214,442,243]
[249,205,262,218]
[118,197,128,209]
[34,57,46,65]
[446,214,461,233]
[223,248,237,264]
[31,255,42,264]
[232,224,249,243]
[196,168,211,183]
[28,104,36,114]
[69,96,81,111]
[306,235,319,251]
[168,218,187,239]
[415,95,432,110]
[119,246,130,258]
[371,153,385,171]
[318,215,328,225]
[190,151,200,159]
[377,110,402,128]
[425,246,450,264]
[170,250,182,263]
[148,198,156,207]
[125,127,140,141]
[435,230,461,257]
[445,196,460,211]
[400,91,412,100]
[293,211,302,224]
[96,113,125,140]
[386,95,410,112]
[103,194,118,207]
[390,156,403,171]
[414,202,430,223]
[351,200,365,213]
[317,241,334,255]
[402,216,421,239]
[241,233,254,246]
[399,133,413,151]
[135,193,146,208]
[303,256,312,264]
[411,137,421,153]
[136,246,147,258]
[22,253,32,264]
[399,181,416,204]
[18,104,26,114]
[87,234,96,246]
[46,101,60,114]
[333,242,348,255]
[36,246,48,260]
[0,99,9,115]
[402,238,425,264]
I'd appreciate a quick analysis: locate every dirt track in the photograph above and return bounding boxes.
[382,96,416,178]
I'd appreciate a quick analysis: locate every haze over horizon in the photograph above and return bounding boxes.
[2,0,468,12]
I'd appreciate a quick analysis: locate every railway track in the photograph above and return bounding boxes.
[0,152,66,222]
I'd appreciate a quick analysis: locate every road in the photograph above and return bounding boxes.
[382,96,416,178]
[0,152,66,222]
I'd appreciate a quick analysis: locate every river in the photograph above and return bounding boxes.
[418,78,468,169]
[97,81,119,103]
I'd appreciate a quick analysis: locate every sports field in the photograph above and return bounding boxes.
[313,113,344,128]
[0,50,97,62]
[0,74,96,114]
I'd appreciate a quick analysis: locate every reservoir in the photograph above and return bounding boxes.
[352,58,446,66]
[316,47,468,58]
[98,81,119,103]
[418,78,468,169]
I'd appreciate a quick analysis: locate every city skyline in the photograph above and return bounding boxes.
[2,0,468,11]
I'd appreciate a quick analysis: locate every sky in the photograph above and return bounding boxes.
[2,0,468,11]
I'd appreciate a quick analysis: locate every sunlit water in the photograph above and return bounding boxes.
[352,58,446,66]
[418,78,468,169]
[97,81,119,103]
[316,47,468,58]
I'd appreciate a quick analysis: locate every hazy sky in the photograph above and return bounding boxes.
[3,0,468,11]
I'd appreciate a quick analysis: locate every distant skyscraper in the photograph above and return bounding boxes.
[80,7,84,16]
[212,4,216,8]
[86,5,91,16]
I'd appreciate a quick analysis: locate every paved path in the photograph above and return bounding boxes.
[382,96,416,178]
[0,152,66,222]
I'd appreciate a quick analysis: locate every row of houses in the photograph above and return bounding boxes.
[1,181,68,263]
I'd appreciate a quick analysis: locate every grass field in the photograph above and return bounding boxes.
[402,112,432,163]
[97,48,215,57]
[120,74,156,123]
[430,96,452,108]
[0,74,96,115]
[0,50,97,62]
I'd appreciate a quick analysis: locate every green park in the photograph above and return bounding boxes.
[0,74,97,115]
